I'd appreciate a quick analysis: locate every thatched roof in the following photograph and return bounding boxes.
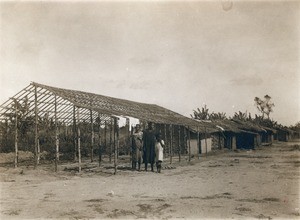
[209,119,242,133]
[231,119,265,133]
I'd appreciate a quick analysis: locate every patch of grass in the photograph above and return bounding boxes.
[157,203,172,212]
[235,207,251,212]
[106,209,135,218]
[5,209,21,216]
[181,193,233,200]
[202,192,233,200]
[230,155,271,159]
[87,204,104,214]
[263,197,280,202]
[154,198,165,202]
[137,204,152,213]
[238,197,280,203]
[256,213,272,219]
[85,198,107,203]
[180,196,201,199]
[208,164,222,167]
[238,198,265,203]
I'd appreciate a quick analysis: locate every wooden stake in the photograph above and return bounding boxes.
[77,107,81,173]
[54,95,59,172]
[178,125,181,162]
[73,105,77,161]
[188,126,191,162]
[164,124,167,156]
[90,110,94,162]
[130,125,133,163]
[126,118,130,156]
[184,126,187,157]
[104,120,107,160]
[98,112,101,166]
[14,100,18,168]
[205,126,208,157]
[37,137,40,164]
[34,86,39,167]
[170,124,173,164]
[109,118,113,163]
[197,127,200,159]
[114,117,119,175]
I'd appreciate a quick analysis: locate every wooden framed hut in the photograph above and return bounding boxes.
[0,82,202,172]
[277,127,294,142]
[186,120,219,156]
[231,120,265,149]
[260,126,276,145]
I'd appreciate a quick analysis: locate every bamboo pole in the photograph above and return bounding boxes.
[170,124,173,164]
[90,110,94,162]
[178,125,181,162]
[114,117,119,175]
[98,112,101,166]
[184,126,187,157]
[73,105,77,161]
[205,126,208,157]
[104,120,107,161]
[34,85,39,167]
[77,107,81,173]
[130,125,133,163]
[109,118,113,163]
[54,95,59,172]
[188,126,191,162]
[126,118,130,156]
[164,124,167,156]
[114,118,117,159]
[197,126,200,159]
[37,136,40,163]
[14,101,18,168]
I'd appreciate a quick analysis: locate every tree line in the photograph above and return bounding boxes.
[191,95,298,130]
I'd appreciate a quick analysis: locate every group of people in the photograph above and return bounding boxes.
[131,122,164,173]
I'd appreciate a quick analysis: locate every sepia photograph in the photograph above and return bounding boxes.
[0,0,299,219]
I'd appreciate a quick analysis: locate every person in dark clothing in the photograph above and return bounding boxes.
[143,122,156,172]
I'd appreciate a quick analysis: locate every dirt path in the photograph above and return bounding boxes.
[0,141,299,219]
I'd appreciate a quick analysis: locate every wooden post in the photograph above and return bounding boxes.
[37,136,40,164]
[14,100,18,168]
[170,124,173,164]
[114,119,117,159]
[126,118,130,156]
[109,118,113,163]
[114,117,119,175]
[178,125,181,162]
[184,126,187,158]
[54,95,59,172]
[77,107,81,173]
[197,127,200,159]
[73,105,77,161]
[98,113,101,166]
[90,110,94,162]
[130,125,133,163]
[205,126,208,157]
[34,86,39,167]
[104,120,107,160]
[164,124,167,156]
[188,126,191,162]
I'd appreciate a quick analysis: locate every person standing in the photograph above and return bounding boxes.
[155,133,164,173]
[132,124,143,171]
[143,122,156,172]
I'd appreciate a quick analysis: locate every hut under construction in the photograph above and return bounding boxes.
[0,82,208,173]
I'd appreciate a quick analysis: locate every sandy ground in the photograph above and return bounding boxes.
[0,141,299,220]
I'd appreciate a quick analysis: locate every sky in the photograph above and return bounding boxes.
[0,0,299,126]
